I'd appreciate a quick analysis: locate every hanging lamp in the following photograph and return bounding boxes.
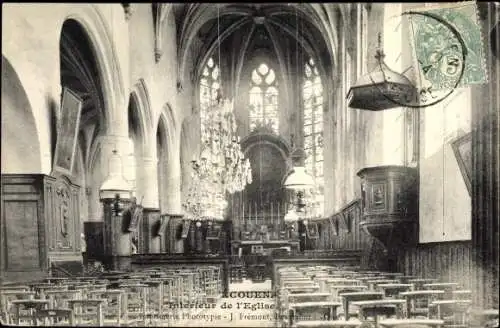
[100,150,131,200]
[347,33,416,111]
[284,6,314,192]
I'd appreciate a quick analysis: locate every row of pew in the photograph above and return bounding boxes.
[0,265,222,326]
[275,265,499,328]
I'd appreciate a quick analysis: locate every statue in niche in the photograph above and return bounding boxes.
[61,202,69,238]
[131,234,138,254]
[56,186,71,239]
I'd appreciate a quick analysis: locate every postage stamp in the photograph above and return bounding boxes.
[406,2,487,90]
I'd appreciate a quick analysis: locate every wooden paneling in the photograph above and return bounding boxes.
[3,201,41,271]
[45,176,81,254]
[318,199,373,252]
[397,241,472,290]
[1,174,83,282]
[1,175,50,283]
[83,221,104,261]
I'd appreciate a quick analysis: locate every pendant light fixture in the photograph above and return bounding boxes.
[182,4,252,222]
[347,33,416,111]
[283,6,315,224]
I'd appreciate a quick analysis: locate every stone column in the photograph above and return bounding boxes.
[137,156,161,254]
[164,146,182,213]
[161,134,184,254]
[99,136,133,271]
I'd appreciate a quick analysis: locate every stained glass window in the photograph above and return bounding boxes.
[249,63,279,134]
[303,57,324,215]
[199,57,220,136]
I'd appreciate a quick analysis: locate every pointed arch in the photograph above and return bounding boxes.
[63,5,126,134]
[157,111,169,213]
[1,55,42,173]
[157,103,177,150]
[129,78,153,154]
[156,103,178,213]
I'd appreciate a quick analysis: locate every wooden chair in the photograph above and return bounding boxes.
[120,283,148,326]
[68,299,104,326]
[338,291,384,320]
[329,285,369,302]
[142,280,163,324]
[451,290,471,300]
[352,299,407,327]
[0,291,36,324]
[400,290,445,318]
[377,284,414,298]
[423,283,459,299]
[33,309,74,326]
[44,290,82,309]
[366,280,399,291]
[34,284,68,299]
[408,279,438,290]
[288,301,342,327]
[0,285,31,292]
[429,300,471,328]
[87,289,125,326]
[10,299,50,326]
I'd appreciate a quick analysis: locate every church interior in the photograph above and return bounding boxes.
[1,3,499,327]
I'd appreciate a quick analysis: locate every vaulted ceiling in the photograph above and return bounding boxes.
[173,3,347,86]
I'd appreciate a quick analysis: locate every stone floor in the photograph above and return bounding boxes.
[167,279,277,327]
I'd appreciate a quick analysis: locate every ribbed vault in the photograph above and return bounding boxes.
[174,3,342,87]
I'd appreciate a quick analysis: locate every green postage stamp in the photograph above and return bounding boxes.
[407,2,487,90]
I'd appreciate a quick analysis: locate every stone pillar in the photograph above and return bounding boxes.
[137,156,161,254]
[99,136,132,271]
[141,208,161,253]
[164,148,182,213]
[89,135,131,222]
[471,2,499,309]
[160,134,184,253]
[102,197,132,271]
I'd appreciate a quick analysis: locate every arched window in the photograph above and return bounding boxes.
[249,63,279,134]
[303,57,324,215]
[199,57,220,136]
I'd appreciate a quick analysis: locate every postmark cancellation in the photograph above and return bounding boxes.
[407,1,488,90]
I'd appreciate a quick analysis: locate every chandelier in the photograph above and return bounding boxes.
[182,4,252,222]
[183,90,252,221]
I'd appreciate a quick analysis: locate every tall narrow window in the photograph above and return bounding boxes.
[303,58,324,215]
[199,57,220,137]
[249,63,279,134]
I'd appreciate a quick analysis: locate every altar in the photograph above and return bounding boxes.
[231,239,300,256]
